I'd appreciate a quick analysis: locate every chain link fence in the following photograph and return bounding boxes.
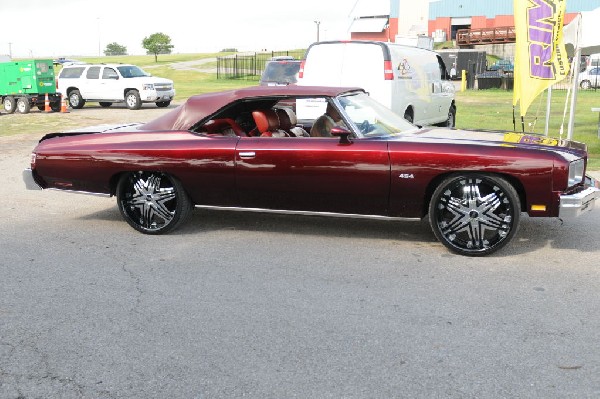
[217,50,305,81]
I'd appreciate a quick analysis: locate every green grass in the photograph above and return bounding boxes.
[4,52,600,168]
[145,66,255,99]
[455,89,600,169]
[74,52,233,68]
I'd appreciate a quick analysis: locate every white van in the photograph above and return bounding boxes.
[298,40,456,127]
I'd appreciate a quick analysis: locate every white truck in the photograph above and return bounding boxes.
[298,40,456,127]
[56,63,175,110]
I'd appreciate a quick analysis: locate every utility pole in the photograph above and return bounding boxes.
[314,21,321,42]
[97,18,101,56]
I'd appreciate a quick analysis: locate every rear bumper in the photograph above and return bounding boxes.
[559,176,600,218]
[23,169,42,190]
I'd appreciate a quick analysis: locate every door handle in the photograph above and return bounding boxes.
[239,151,256,159]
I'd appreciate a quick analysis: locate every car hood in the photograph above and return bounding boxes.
[399,127,587,156]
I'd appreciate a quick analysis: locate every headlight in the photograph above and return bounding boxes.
[142,84,155,90]
[568,159,585,186]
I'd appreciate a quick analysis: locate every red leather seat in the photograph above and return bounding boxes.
[252,109,287,137]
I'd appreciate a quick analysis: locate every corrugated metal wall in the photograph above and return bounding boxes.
[429,0,600,19]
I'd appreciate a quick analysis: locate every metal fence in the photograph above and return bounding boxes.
[217,50,305,81]
[476,65,600,92]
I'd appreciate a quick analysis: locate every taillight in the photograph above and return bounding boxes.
[384,60,394,80]
[299,60,306,79]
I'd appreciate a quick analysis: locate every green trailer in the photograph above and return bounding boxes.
[0,59,62,114]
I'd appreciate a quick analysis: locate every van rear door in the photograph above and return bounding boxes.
[300,42,391,108]
[300,43,345,86]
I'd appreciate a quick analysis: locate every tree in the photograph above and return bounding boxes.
[142,32,174,62]
[104,42,127,56]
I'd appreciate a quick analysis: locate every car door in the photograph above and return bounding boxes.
[234,136,390,215]
[82,66,102,99]
[98,67,119,100]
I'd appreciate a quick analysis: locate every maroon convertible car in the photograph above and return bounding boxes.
[24,86,599,256]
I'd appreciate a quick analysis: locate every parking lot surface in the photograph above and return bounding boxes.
[1,107,600,398]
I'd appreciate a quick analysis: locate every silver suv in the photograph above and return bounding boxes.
[56,63,175,110]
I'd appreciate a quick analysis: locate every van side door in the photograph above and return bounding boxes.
[432,55,454,123]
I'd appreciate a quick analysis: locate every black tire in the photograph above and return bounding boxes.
[403,109,413,124]
[68,90,85,109]
[125,90,142,110]
[3,96,16,113]
[156,101,171,108]
[436,106,456,128]
[116,171,193,234]
[99,102,112,108]
[50,101,61,112]
[580,80,591,90]
[428,173,520,256]
[16,97,31,114]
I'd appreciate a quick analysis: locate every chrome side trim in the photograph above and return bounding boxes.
[194,204,421,221]
[22,169,42,190]
[45,189,111,198]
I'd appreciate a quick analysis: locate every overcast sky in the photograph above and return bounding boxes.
[0,0,389,58]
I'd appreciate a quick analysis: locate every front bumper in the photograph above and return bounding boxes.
[141,89,175,102]
[23,169,42,190]
[559,175,600,218]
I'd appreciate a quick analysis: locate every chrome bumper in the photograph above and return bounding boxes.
[23,169,42,190]
[559,175,600,218]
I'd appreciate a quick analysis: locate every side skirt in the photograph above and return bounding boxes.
[194,204,421,222]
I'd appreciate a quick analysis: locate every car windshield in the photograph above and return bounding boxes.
[117,65,150,78]
[336,92,419,137]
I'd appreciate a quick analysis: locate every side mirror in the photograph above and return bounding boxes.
[331,126,353,144]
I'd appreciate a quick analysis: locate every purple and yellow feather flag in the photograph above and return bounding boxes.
[513,0,570,117]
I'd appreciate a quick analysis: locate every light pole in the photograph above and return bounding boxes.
[314,20,321,42]
[97,18,101,56]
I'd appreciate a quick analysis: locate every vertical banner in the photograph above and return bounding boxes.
[513,0,570,117]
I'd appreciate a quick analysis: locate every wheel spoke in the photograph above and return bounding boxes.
[433,177,516,253]
[120,172,178,231]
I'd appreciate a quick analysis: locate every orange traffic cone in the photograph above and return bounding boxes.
[44,93,51,113]
[60,94,69,113]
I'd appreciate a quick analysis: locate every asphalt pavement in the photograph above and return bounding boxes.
[1,133,600,398]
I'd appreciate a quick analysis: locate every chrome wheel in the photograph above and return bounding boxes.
[125,90,141,110]
[429,174,520,256]
[3,96,16,113]
[116,171,192,234]
[68,90,85,109]
[581,80,591,90]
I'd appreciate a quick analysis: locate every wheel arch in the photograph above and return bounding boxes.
[109,170,194,203]
[422,171,527,215]
[65,86,79,96]
[123,88,139,98]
